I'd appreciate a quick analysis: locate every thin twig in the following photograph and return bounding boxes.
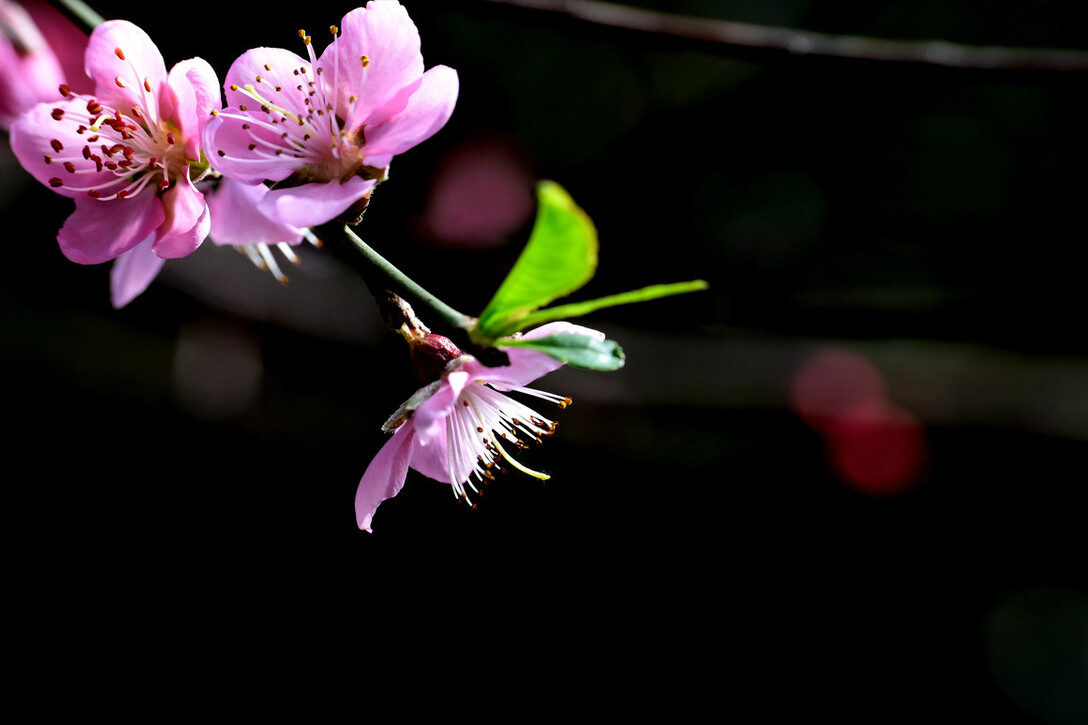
[316,223,476,334]
[478,0,1088,74]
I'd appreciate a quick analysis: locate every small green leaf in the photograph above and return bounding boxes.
[474,181,598,340]
[511,280,709,334]
[500,334,626,371]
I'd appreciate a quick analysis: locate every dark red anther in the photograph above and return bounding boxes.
[117,189,129,198]
[58,84,71,97]
[166,132,176,145]
[104,161,117,170]
[63,161,75,173]
[157,180,170,191]
[50,139,63,152]
[91,154,103,172]
[86,99,103,115]
[117,159,132,168]
[51,108,64,121]
[49,177,64,187]
[130,105,144,120]
[88,189,100,198]
[86,135,98,143]
[82,146,91,159]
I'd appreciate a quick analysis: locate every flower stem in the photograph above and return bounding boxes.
[48,0,105,32]
[317,223,475,333]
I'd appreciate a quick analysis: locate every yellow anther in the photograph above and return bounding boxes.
[360,54,370,67]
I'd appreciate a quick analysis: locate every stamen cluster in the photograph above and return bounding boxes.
[43,79,190,201]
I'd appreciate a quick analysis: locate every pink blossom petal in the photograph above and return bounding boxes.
[57,191,164,264]
[407,428,453,484]
[206,179,303,246]
[167,57,221,159]
[213,48,316,177]
[9,98,124,198]
[460,354,562,393]
[153,167,209,258]
[0,1,66,128]
[413,370,470,447]
[84,20,167,115]
[222,46,310,114]
[328,1,424,132]
[110,236,164,308]
[258,176,375,228]
[362,65,458,169]
[355,419,417,531]
[202,112,302,185]
[24,1,90,96]
[521,322,606,342]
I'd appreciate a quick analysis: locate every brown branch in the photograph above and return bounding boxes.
[477,0,1088,75]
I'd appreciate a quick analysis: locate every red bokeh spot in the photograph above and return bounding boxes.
[791,347,928,495]
[824,399,928,496]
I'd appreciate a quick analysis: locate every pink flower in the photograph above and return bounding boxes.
[0,0,88,129]
[202,0,458,228]
[9,19,220,265]
[356,322,603,532]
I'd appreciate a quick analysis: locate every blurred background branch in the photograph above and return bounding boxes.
[479,0,1088,75]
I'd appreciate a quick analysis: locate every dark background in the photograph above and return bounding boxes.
[3,0,1085,717]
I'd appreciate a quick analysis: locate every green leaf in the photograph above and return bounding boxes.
[474,181,598,341]
[499,334,626,371]
[511,280,709,333]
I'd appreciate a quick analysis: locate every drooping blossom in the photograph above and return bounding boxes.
[356,322,603,532]
[0,0,89,129]
[9,19,219,267]
[109,177,308,307]
[203,177,309,282]
[202,0,458,228]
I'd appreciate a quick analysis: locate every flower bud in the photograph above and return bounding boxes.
[409,333,465,384]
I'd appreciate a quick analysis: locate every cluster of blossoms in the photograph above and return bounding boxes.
[4,0,456,306]
[3,1,608,532]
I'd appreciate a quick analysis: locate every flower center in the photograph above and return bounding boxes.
[212,26,386,185]
[44,86,194,200]
[447,381,572,507]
